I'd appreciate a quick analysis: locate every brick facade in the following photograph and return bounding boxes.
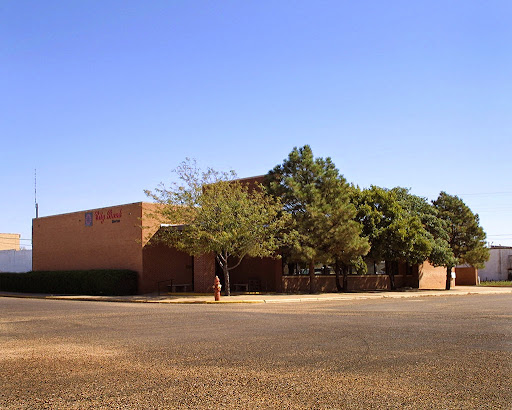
[418,261,454,289]
[33,203,144,275]
[32,199,456,294]
[455,266,478,286]
[193,253,216,293]
[32,202,206,294]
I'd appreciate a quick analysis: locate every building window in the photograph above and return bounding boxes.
[282,259,334,275]
[367,260,386,275]
[405,262,413,276]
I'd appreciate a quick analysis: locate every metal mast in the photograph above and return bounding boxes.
[35,169,39,218]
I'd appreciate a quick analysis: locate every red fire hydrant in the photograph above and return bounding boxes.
[213,276,222,301]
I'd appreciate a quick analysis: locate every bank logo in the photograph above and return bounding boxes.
[85,212,93,227]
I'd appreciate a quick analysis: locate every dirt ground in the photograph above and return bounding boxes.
[1,294,511,409]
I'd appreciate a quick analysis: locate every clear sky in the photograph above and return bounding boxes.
[1,1,511,249]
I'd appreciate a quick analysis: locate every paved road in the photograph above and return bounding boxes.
[1,294,511,409]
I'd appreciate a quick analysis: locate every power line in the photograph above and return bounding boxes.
[477,209,512,213]
[459,191,512,196]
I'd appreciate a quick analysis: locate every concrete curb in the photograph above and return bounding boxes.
[0,293,266,304]
[1,287,511,304]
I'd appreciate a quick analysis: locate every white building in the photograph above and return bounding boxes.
[0,249,32,273]
[478,246,512,282]
[0,233,32,273]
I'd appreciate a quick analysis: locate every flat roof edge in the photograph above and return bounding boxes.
[32,202,146,220]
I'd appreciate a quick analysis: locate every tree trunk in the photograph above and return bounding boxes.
[223,264,231,296]
[446,266,452,290]
[335,262,343,292]
[389,271,396,291]
[387,261,396,291]
[309,260,315,294]
[342,265,348,292]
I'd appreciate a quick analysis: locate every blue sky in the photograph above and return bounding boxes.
[1,0,511,249]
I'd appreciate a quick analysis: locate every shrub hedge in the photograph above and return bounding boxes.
[0,270,138,296]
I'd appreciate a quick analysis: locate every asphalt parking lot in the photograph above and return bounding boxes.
[1,294,511,409]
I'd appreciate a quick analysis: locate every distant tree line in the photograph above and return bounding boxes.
[146,146,489,295]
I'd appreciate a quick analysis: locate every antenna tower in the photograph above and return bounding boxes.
[35,169,39,218]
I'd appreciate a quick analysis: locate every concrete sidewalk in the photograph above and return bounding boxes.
[0,286,511,304]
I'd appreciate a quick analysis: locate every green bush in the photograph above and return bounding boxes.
[0,270,138,295]
[478,280,512,287]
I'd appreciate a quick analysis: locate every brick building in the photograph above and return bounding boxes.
[0,233,21,251]
[32,202,214,294]
[32,200,452,294]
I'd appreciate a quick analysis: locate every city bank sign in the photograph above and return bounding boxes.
[85,208,122,226]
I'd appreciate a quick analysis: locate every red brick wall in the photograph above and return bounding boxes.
[348,275,390,290]
[141,203,167,245]
[33,203,144,275]
[281,274,407,293]
[418,261,454,289]
[229,256,282,292]
[455,267,478,286]
[193,253,215,293]
[142,243,193,294]
[314,276,337,292]
[233,175,266,192]
[282,275,310,292]
[32,202,181,294]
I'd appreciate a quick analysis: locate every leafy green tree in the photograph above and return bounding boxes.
[266,145,368,293]
[145,160,289,296]
[354,186,446,290]
[433,191,489,290]
[392,187,455,269]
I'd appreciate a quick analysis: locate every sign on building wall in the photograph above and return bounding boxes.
[85,212,93,227]
[85,209,123,226]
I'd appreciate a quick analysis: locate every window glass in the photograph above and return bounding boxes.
[366,260,386,274]
[282,260,334,275]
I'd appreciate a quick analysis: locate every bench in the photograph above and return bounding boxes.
[232,283,249,292]
[167,283,192,293]
[248,279,261,292]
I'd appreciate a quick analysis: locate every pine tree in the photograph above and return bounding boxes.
[266,145,368,293]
